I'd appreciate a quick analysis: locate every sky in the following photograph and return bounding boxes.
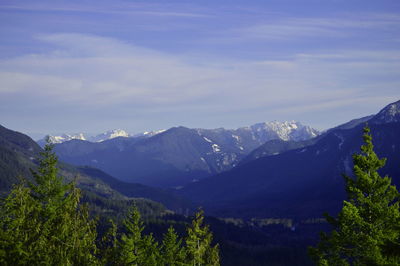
[1,0,400,139]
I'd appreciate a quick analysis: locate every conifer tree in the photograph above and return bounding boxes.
[0,142,99,265]
[141,233,161,266]
[100,219,118,265]
[185,210,220,266]
[119,205,144,264]
[309,127,400,265]
[118,204,161,265]
[0,182,40,265]
[161,226,186,266]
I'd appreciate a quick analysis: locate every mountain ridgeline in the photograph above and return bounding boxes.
[0,125,190,212]
[4,100,400,221]
[37,129,131,146]
[50,121,318,188]
[180,100,400,219]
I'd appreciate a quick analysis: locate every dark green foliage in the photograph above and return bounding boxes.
[161,226,186,265]
[141,234,161,266]
[118,205,149,264]
[0,183,40,264]
[0,142,99,265]
[186,210,220,266]
[100,219,118,265]
[309,127,400,265]
[108,208,220,266]
[110,207,221,266]
[0,133,221,265]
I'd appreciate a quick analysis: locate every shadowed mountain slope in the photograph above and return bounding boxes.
[0,125,189,211]
[180,100,400,219]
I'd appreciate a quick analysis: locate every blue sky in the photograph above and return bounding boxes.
[1,0,400,139]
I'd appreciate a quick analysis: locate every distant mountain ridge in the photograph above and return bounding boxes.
[37,129,131,146]
[241,115,376,163]
[0,124,189,211]
[89,129,130,142]
[247,121,318,142]
[51,121,319,188]
[179,100,400,219]
[369,100,400,124]
[37,129,171,147]
[39,121,318,145]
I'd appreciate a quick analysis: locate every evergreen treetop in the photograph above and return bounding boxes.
[186,209,220,266]
[309,126,400,265]
[161,226,186,266]
[0,141,99,265]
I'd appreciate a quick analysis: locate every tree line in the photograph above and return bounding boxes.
[0,143,219,265]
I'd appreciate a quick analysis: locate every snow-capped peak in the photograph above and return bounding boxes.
[39,129,131,145]
[133,129,166,138]
[46,133,86,144]
[90,129,130,142]
[249,121,319,142]
[370,100,400,124]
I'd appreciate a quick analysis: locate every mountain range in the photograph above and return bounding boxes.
[37,129,172,146]
[37,129,131,146]
[0,124,189,212]
[49,121,319,188]
[179,100,400,219]
[3,100,399,221]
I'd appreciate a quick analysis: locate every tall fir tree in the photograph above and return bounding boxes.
[141,233,161,266]
[0,142,99,265]
[118,204,161,265]
[119,205,145,264]
[309,126,400,265]
[185,210,220,266]
[161,226,187,266]
[100,219,119,265]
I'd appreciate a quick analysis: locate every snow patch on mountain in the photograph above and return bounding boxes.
[334,133,345,149]
[232,135,240,142]
[249,121,319,142]
[203,137,213,143]
[371,100,400,124]
[90,129,129,142]
[133,129,166,138]
[212,144,221,153]
[40,129,131,145]
[47,133,86,144]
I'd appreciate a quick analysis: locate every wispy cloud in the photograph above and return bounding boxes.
[231,13,400,41]
[0,2,211,18]
[1,33,399,126]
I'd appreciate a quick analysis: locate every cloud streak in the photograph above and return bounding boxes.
[229,13,400,41]
[1,33,399,126]
[0,2,211,18]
